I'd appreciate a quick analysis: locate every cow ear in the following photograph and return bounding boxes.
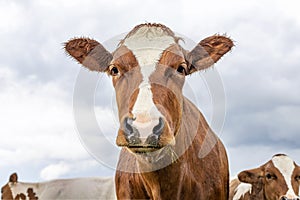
[64,37,113,72]
[9,173,18,183]
[186,35,233,74]
[238,168,263,184]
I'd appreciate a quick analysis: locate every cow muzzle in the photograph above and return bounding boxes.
[117,116,173,153]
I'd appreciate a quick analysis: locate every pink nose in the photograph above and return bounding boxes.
[133,112,152,123]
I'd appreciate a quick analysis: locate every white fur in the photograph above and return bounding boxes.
[233,182,252,200]
[9,177,116,199]
[123,26,175,138]
[272,155,298,198]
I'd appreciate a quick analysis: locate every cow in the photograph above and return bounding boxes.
[1,173,116,199]
[229,154,300,200]
[65,23,233,199]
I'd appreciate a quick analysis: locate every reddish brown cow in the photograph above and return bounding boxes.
[229,154,300,200]
[65,23,233,199]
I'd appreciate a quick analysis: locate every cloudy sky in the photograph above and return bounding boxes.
[1,0,300,186]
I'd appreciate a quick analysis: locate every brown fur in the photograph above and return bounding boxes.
[159,45,186,71]
[1,184,13,200]
[116,99,229,199]
[1,173,17,200]
[187,35,234,73]
[110,45,139,87]
[65,23,233,199]
[15,193,26,200]
[65,37,112,71]
[27,188,38,200]
[9,173,17,183]
[115,29,232,196]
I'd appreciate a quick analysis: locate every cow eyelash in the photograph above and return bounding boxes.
[176,63,188,75]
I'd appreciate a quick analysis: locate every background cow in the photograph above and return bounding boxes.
[65,23,233,199]
[1,173,116,200]
[229,154,300,200]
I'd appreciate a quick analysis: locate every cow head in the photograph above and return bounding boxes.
[238,154,300,200]
[65,23,233,154]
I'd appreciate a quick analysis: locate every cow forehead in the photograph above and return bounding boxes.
[123,25,176,49]
[272,155,295,176]
[123,25,176,66]
[271,155,297,197]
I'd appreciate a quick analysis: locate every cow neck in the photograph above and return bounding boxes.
[178,98,212,158]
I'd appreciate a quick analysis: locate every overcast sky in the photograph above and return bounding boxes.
[1,0,300,186]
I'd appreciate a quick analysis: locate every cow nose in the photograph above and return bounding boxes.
[123,117,141,145]
[122,117,165,146]
[145,117,165,146]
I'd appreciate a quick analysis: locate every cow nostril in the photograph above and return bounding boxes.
[152,117,165,136]
[123,117,133,135]
[145,117,165,146]
[123,117,141,145]
[128,135,141,145]
[145,134,159,146]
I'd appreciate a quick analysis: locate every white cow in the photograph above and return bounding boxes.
[1,173,116,199]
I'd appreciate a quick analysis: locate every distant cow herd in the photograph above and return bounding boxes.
[2,23,299,199]
[2,154,299,200]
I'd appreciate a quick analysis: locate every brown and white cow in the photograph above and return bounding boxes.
[229,154,300,200]
[65,23,233,199]
[1,173,116,199]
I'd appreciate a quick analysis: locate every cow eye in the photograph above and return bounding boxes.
[109,65,120,76]
[295,175,300,181]
[266,173,277,180]
[177,63,187,75]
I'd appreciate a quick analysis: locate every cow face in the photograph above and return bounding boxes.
[65,23,233,154]
[238,154,300,200]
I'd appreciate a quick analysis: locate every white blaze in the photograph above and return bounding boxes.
[123,26,175,139]
[272,155,298,198]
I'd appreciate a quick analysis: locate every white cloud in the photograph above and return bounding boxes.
[0,67,105,184]
[39,159,103,180]
[0,67,86,162]
[40,162,71,180]
[277,1,300,24]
